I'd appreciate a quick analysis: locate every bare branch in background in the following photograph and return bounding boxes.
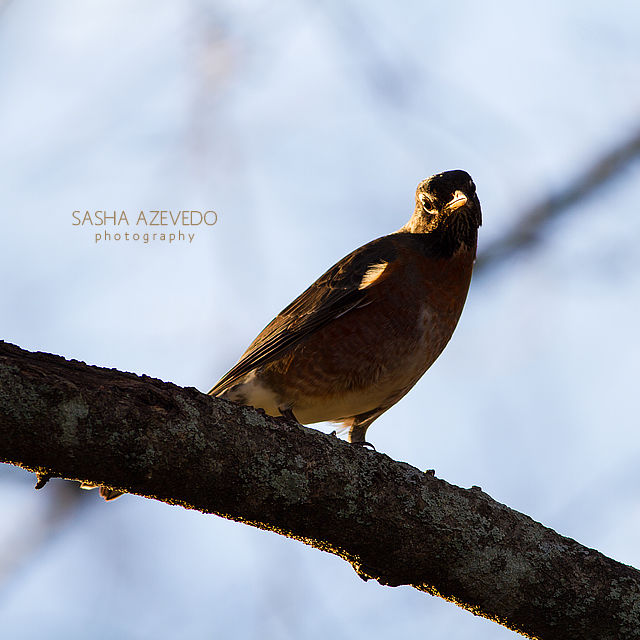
[1,340,639,640]
[475,127,640,273]
[0,479,86,598]
[320,0,640,275]
[0,0,14,17]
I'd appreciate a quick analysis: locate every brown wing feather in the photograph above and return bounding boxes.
[209,235,399,395]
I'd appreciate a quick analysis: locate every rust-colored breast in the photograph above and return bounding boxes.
[261,236,476,420]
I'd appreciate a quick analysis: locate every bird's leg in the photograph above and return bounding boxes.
[279,407,300,423]
[347,410,380,450]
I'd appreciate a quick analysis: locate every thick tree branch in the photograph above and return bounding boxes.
[0,341,638,639]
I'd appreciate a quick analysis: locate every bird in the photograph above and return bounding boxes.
[211,169,481,446]
[82,171,479,501]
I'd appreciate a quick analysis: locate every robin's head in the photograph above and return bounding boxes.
[406,170,482,245]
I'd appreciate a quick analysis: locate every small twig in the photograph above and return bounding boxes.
[34,471,52,490]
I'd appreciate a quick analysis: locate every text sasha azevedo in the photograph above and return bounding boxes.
[72,210,218,226]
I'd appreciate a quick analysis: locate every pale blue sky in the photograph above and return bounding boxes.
[1,1,640,638]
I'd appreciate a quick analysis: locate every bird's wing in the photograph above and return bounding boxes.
[209,235,399,395]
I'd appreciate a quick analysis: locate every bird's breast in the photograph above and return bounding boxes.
[279,299,464,425]
[236,244,476,425]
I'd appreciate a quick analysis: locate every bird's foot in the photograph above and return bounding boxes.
[279,407,300,424]
[349,440,376,451]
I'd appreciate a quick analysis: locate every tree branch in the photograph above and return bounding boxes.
[475,127,640,274]
[0,340,638,639]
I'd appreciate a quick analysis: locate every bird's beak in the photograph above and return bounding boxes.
[444,190,468,213]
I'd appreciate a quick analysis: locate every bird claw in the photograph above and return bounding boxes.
[349,440,376,451]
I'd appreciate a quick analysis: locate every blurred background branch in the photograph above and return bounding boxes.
[476,126,640,273]
[0,478,86,599]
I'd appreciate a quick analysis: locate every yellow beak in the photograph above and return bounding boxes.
[445,190,468,213]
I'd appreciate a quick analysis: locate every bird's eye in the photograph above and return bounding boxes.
[419,193,429,206]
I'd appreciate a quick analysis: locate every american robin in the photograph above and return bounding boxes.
[210,170,481,445]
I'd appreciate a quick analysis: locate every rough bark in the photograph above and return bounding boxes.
[0,340,638,639]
